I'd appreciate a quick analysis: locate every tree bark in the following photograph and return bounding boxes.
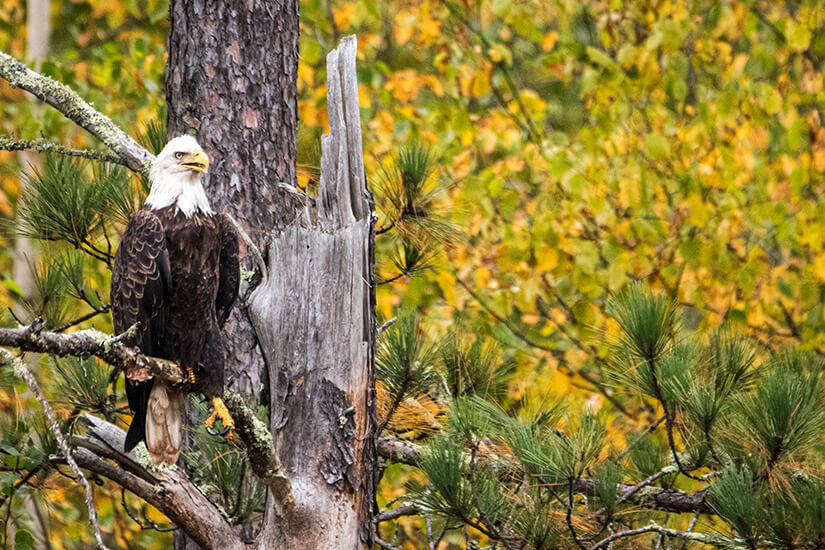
[166,0,300,399]
[165,3,300,547]
[166,2,376,547]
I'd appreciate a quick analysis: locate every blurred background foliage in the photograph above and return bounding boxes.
[0,0,824,547]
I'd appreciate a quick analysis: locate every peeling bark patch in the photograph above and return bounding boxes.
[318,379,355,489]
[227,40,241,64]
[242,106,259,128]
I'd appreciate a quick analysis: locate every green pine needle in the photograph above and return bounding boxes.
[376,310,441,403]
[439,331,515,403]
[607,282,678,362]
[51,357,111,414]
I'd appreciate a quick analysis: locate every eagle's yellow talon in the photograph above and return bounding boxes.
[187,367,196,385]
[205,397,234,437]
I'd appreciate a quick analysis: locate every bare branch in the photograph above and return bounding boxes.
[375,504,419,523]
[377,317,397,335]
[588,522,723,550]
[0,321,184,385]
[0,136,126,166]
[0,49,154,173]
[377,437,421,466]
[0,349,110,550]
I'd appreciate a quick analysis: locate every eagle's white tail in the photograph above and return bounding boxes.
[145,381,183,465]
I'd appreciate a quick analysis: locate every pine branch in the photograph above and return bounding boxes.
[376,436,709,515]
[0,349,111,550]
[0,49,154,173]
[0,136,126,166]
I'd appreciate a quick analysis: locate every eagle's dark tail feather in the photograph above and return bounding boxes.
[124,379,153,453]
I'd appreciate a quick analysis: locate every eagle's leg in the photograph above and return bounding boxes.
[186,367,196,385]
[205,397,235,437]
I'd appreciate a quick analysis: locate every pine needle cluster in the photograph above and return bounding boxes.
[379,283,825,549]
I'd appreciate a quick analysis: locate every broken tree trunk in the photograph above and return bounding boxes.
[247,36,376,549]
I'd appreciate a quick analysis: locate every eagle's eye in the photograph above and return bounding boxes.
[174,152,185,160]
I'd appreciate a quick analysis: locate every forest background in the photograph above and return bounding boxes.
[1,0,824,548]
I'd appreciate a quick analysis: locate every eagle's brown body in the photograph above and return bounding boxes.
[112,205,239,463]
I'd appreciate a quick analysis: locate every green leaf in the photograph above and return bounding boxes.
[586,46,618,70]
[14,530,34,550]
[786,21,811,52]
[645,133,671,160]
[491,0,511,17]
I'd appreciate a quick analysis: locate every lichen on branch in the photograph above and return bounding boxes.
[0,135,126,166]
[0,49,154,173]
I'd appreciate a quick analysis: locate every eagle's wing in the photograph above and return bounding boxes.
[111,209,170,453]
[215,213,239,327]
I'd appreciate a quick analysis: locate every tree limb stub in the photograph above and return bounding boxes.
[0,49,154,173]
[376,436,708,515]
[222,391,293,510]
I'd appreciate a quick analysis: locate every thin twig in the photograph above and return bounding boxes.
[54,306,110,333]
[378,317,397,335]
[277,180,316,207]
[646,356,703,482]
[678,511,702,550]
[567,477,587,550]
[374,534,402,550]
[226,214,267,279]
[615,415,665,460]
[374,504,418,523]
[121,488,177,532]
[1,348,110,549]
[0,136,126,166]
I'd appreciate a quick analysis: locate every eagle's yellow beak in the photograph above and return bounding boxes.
[180,150,209,173]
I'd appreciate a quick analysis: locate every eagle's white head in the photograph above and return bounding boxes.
[145,135,213,217]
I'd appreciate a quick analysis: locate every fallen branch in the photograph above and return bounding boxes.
[0,49,153,173]
[0,135,126,166]
[0,349,110,550]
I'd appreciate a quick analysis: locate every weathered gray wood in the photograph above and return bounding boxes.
[247,35,376,550]
[72,415,243,549]
[317,36,369,227]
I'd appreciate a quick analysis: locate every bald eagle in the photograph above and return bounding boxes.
[111,135,239,465]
